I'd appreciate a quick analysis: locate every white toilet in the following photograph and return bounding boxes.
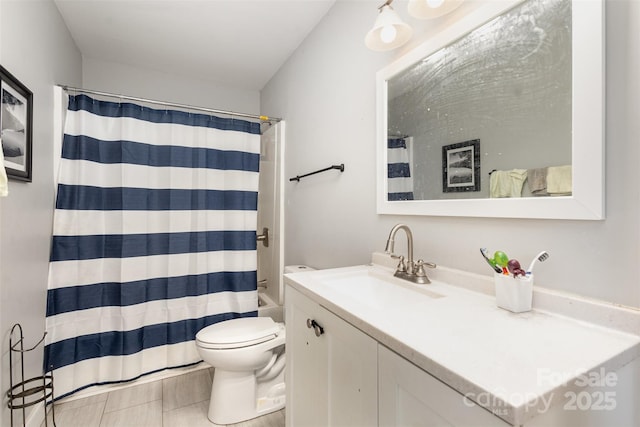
[195,265,314,424]
[196,316,286,425]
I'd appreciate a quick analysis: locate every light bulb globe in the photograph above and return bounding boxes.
[408,0,464,19]
[365,5,413,51]
[380,25,397,43]
[426,0,445,8]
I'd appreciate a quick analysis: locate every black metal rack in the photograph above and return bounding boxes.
[290,164,344,182]
[7,324,56,427]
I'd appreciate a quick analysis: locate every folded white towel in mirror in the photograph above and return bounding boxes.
[547,165,572,195]
[490,169,527,198]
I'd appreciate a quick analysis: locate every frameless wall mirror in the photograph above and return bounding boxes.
[376,0,604,219]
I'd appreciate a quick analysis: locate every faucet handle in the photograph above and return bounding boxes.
[415,259,436,277]
[394,255,407,273]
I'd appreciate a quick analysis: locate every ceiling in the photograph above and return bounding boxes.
[53,0,337,91]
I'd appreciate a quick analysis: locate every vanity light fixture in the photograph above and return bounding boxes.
[365,0,413,51]
[407,0,464,20]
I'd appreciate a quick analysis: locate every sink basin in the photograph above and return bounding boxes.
[302,266,444,311]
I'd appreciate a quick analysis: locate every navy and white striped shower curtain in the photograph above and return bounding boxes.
[387,137,414,201]
[44,94,260,399]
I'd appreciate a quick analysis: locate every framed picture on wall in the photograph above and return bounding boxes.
[1,65,33,182]
[442,139,480,193]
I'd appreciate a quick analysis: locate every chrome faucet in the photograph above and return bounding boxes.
[384,223,436,284]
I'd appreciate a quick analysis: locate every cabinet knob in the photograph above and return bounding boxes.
[306,318,325,337]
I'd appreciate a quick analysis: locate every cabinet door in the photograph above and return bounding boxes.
[285,286,378,427]
[379,345,510,427]
[286,286,328,426]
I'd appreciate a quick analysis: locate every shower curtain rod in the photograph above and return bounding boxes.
[57,85,282,123]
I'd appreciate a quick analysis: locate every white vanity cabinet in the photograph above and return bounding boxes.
[285,265,640,427]
[286,286,508,427]
[378,345,510,427]
[285,286,378,427]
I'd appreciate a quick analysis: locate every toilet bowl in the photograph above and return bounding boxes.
[196,317,286,425]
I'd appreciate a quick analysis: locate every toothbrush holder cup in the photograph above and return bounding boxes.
[494,273,533,313]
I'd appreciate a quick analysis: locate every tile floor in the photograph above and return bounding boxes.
[40,369,285,427]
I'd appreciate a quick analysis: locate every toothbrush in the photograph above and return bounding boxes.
[480,248,502,273]
[526,251,549,274]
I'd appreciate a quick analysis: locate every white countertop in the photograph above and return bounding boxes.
[284,262,640,425]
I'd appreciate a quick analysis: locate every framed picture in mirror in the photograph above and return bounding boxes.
[442,139,480,193]
[1,65,33,182]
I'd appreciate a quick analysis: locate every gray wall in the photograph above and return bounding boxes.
[82,57,260,115]
[261,0,640,308]
[0,0,82,424]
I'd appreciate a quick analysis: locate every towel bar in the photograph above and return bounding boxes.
[290,164,344,182]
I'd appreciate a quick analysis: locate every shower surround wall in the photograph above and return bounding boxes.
[257,122,285,306]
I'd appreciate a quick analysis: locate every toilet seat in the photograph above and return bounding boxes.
[196,317,283,350]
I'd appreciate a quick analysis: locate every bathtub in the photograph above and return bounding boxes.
[258,291,283,323]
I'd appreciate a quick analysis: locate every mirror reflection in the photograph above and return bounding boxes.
[387,0,572,202]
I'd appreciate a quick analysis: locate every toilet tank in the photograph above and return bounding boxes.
[284,265,315,274]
